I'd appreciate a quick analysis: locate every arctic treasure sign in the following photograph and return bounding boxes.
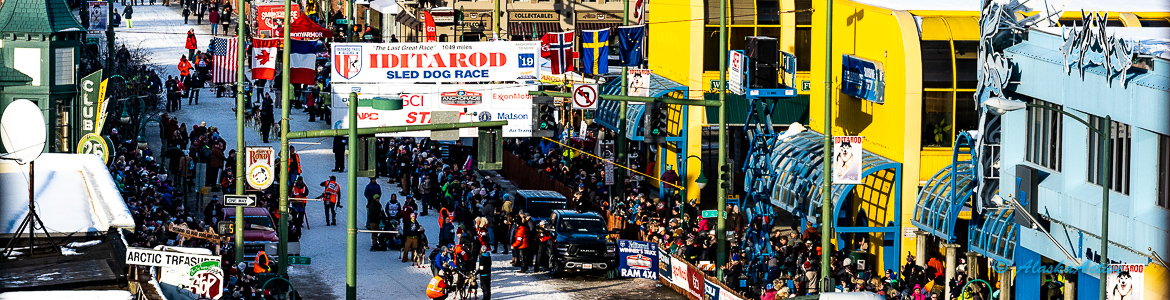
[331,42,540,83]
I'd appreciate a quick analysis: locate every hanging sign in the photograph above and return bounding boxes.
[627,69,651,97]
[832,136,863,184]
[1106,264,1144,300]
[79,70,105,133]
[86,1,108,32]
[76,133,110,165]
[246,146,275,190]
[125,247,224,300]
[728,51,745,95]
[841,54,885,103]
[572,84,599,109]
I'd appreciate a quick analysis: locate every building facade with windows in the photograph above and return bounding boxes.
[993,21,1170,300]
[388,0,626,42]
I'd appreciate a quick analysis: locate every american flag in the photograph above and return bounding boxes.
[211,37,238,83]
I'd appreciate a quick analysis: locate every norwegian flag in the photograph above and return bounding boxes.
[541,31,574,75]
[211,37,239,83]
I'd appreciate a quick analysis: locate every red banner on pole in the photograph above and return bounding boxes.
[423,11,437,42]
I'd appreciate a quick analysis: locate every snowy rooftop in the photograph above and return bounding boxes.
[852,0,1170,12]
[0,153,134,234]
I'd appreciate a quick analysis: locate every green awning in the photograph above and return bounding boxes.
[704,93,808,126]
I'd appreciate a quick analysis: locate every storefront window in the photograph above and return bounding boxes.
[922,91,953,147]
[921,41,953,89]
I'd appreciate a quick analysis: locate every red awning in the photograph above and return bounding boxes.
[290,14,334,39]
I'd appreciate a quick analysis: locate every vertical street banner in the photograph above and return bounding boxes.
[727,51,745,95]
[617,239,658,279]
[1107,264,1144,300]
[423,11,437,42]
[657,248,672,281]
[246,147,275,190]
[601,141,615,185]
[79,70,104,134]
[87,1,108,32]
[627,69,651,97]
[832,136,863,184]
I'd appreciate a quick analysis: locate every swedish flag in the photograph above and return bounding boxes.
[580,28,610,75]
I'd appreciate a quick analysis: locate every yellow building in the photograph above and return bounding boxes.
[650,0,1170,292]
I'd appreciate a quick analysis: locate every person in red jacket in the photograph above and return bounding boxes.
[185,29,197,59]
[512,213,531,273]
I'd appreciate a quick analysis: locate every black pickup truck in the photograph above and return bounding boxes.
[543,210,618,276]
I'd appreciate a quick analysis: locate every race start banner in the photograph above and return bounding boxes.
[617,239,658,279]
[330,42,540,84]
[246,147,275,190]
[832,136,863,185]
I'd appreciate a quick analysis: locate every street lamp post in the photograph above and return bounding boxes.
[682,155,708,221]
[982,97,1111,300]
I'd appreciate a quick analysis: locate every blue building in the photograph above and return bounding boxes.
[976,8,1170,300]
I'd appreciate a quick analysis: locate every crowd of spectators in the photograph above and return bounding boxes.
[501,135,994,300]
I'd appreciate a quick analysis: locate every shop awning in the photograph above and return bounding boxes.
[575,22,621,31]
[969,208,1018,264]
[912,133,977,243]
[396,12,421,30]
[594,73,689,137]
[508,22,563,38]
[751,130,902,226]
[705,93,809,126]
[290,14,334,39]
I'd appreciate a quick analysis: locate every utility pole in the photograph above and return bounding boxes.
[347,0,354,42]
[820,0,834,292]
[346,92,358,299]
[615,0,628,208]
[106,0,114,77]
[277,0,291,278]
[234,0,247,264]
[715,0,728,280]
[492,0,499,40]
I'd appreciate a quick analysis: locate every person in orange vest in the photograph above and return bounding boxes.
[287,146,302,186]
[426,272,449,299]
[177,55,192,80]
[292,177,309,230]
[512,213,531,273]
[254,250,272,274]
[318,176,341,226]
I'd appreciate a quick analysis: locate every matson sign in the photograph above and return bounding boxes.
[331,42,541,83]
[333,83,536,137]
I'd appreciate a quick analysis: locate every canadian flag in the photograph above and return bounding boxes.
[252,38,281,80]
[289,40,316,85]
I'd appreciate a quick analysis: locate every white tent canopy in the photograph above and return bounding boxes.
[0,153,134,234]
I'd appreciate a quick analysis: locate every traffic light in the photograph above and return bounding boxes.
[355,137,377,178]
[644,101,668,143]
[532,96,557,137]
[720,159,735,190]
[477,126,503,170]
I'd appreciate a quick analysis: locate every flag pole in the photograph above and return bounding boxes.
[615,0,629,209]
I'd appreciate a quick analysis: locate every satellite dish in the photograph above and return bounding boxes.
[0,100,48,164]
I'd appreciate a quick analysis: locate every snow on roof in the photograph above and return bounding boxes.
[0,153,134,234]
[0,291,133,300]
[850,0,1170,13]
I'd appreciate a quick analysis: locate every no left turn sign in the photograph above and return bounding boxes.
[572,84,599,110]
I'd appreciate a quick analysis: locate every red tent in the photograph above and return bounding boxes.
[290,15,333,39]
